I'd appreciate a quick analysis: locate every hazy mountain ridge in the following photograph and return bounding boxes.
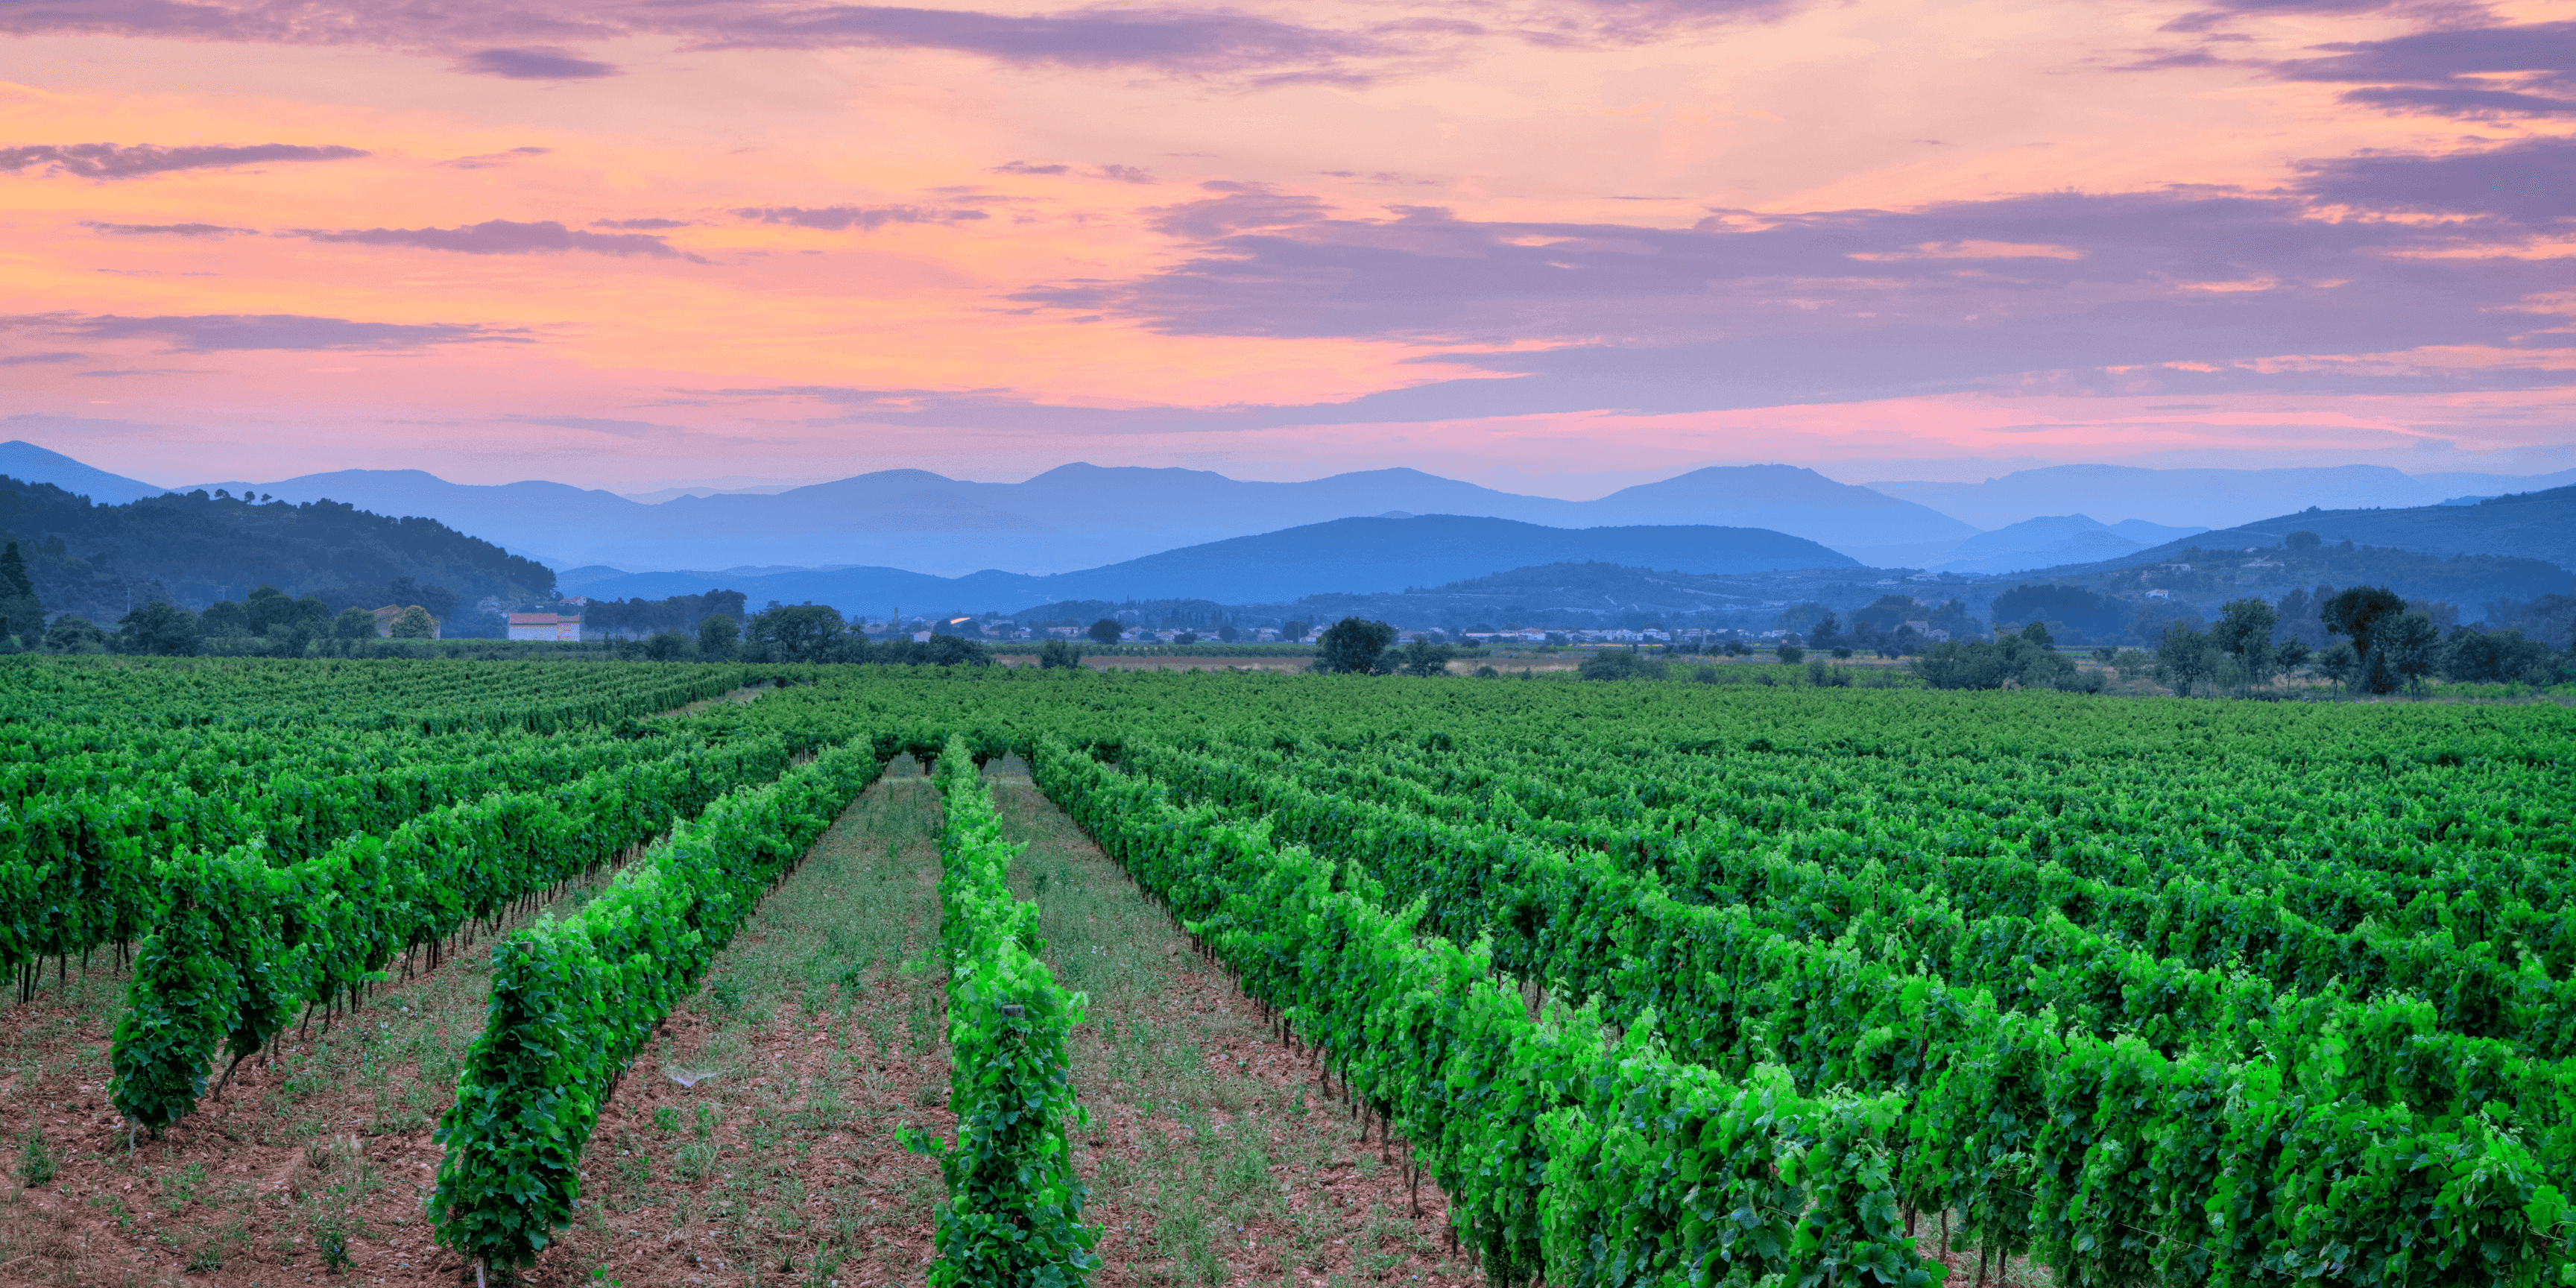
[1934,514,2211,575]
[0,442,1967,573]
[572,514,1854,615]
[1872,464,2576,531]
[2048,486,2576,576]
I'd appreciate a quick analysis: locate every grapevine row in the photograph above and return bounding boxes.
[1030,736,1939,1287]
[908,737,1099,1286]
[429,739,881,1274]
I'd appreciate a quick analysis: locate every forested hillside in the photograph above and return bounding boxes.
[0,476,557,628]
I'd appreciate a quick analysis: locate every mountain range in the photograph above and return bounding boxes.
[563,514,1853,615]
[2080,485,2576,575]
[3,443,1963,572]
[1870,464,2576,531]
[1933,515,2209,575]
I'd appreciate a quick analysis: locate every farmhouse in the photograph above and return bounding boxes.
[508,612,582,642]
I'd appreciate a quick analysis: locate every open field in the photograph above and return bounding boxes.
[5,658,2573,1287]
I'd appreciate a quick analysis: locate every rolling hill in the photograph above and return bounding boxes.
[2083,485,2576,574]
[0,474,558,628]
[572,514,1855,615]
[1872,463,2576,531]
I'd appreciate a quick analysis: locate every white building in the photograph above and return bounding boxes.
[508,612,581,642]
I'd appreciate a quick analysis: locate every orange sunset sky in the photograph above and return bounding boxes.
[4,0,2572,493]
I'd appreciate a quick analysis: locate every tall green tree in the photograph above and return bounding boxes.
[1085,618,1123,647]
[2384,610,2442,694]
[115,602,201,656]
[389,606,438,639]
[0,540,45,643]
[1316,617,1395,674]
[2153,621,2215,696]
[2210,598,2281,689]
[244,584,294,635]
[2320,585,2405,689]
[1392,640,1457,677]
[697,613,739,659]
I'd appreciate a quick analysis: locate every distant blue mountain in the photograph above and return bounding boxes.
[168,458,1970,574]
[571,514,1856,615]
[0,441,167,505]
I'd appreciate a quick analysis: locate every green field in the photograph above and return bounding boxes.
[4,657,2572,1287]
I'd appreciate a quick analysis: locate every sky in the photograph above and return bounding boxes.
[3,0,2574,496]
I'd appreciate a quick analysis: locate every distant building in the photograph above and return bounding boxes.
[508,612,581,641]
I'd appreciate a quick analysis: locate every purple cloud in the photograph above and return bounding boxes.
[1098,163,1156,183]
[294,218,705,260]
[29,313,528,352]
[0,142,367,179]
[692,5,1394,72]
[2269,21,2576,118]
[458,46,618,78]
[81,221,250,236]
[731,204,989,231]
[993,160,1071,175]
[438,146,554,169]
[1148,182,1332,238]
[2295,136,2576,224]
[0,1,1480,86]
[993,155,2575,421]
[594,217,690,230]
[0,352,83,364]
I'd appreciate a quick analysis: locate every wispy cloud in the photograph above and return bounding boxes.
[17,313,531,352]
[731,204,989,231]
[292,218,706,260]
[438,146,555,169]
[0,142,367,180]
[457,46,619,78]
[81,220,251,236]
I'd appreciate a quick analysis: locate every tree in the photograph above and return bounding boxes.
[1579,649,1667,681]
[244,584,294,635]
[115,602,201,655]
[1805,612,1844,652]
[756,604,845,661]
[1037,639,1085,669]
[2384,611,2441,693]
[332,606,379,640]
[1775,642,1804,665]
[2275,635,2313,675]
[698,613,739,659]
[43,615,106,654]
[2316,641,2359,691]
[2320,585,2405,674]
[1086,618,1123,647]
[0,541,40,643]
[922,634,987,667]
[1282,619,1310,643]
[2019,621,2054,648]
[199,600,254,637]
[2209,598,2281,690]
[1392,640,1456,677]
[2153,621,2214,696]
[2440,627,2553,684]
[2285,530,2323,552]
[1216,623,1240,643]
[1173,631,1199,646]
[1316,617,1396,674]
[389,606,437,639]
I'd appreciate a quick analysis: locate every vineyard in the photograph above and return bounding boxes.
[3,656,2572,1286]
